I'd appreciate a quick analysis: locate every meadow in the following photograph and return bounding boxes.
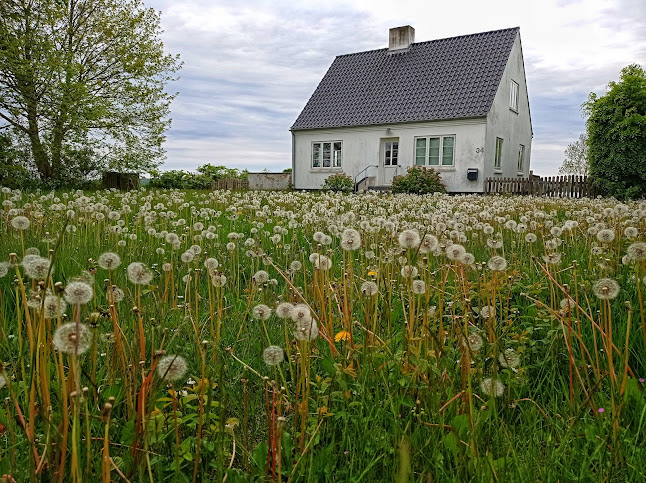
[0,186,644,482]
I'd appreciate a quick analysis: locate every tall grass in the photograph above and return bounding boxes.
[0,187,644,481]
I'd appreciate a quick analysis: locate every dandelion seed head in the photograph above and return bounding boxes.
[157,355,187,382]
[180,251,194,263]
[290,304,312,324]
[498,348,521,368]
[480,377,505,398]
[560,297,576,311]
[211,273,227,287]
[445,244,466,261]
[252,304,272,320]
[98,252,121,270]
[276,302,294,319]
[263,345,284,366]
[412,279,426,295]
[480,306,494,319]
[398,229,421,249]
[542,253,562,265]
[43,295,66,318]
[464,333,483,352]
[204,257,219,271]
[624,226,639,239]
[593,278,620,300]
[108,286,125,303]
[63,281,94,305]
[361,281,378,296]
[400,265,418,279]
[11,216,30,230]
[294,319,318,342]
[487,255,508,272]
[253,270,269,284]
[596,229,615,243]
[627,242,646,261]
[23,256,51,279]
[53,322,92,355]
[525,233,537,243]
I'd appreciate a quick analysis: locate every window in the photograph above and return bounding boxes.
[510,80,519,111]
[517,144,525,173]
[384,141,398,166]
[494,137,503,170]
[414,135,455,166]
[312,141,342,168]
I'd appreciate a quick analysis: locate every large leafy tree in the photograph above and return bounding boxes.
[585,64,646,199]
[0,0,181,185]
[558,133,589,176]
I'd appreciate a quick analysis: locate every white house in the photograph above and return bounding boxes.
[290,26,532,192]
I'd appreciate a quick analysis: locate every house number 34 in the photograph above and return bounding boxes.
[475,147,484,153]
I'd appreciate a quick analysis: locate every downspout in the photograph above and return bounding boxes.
[291,130,296,189]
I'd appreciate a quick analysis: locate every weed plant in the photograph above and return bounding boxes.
[0,187,644,482]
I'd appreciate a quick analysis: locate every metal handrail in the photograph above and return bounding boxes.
[354,165,378,192]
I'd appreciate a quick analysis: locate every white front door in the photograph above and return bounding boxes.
[378,137,400,186]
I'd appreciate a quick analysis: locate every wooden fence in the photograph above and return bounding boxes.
[212,178,249,190]
[485,175,599,198]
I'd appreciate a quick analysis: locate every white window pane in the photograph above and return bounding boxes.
[333,142,342,167]
[495,138,503,168]
[442,136,454,166]
[428,137,440,165]
[312,143,321,167]
[415,138,426,165]
[392,142,398,165]
[323,142,331,167]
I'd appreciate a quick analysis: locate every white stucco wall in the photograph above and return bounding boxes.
[484,32,533,179]
[292,118,487,192]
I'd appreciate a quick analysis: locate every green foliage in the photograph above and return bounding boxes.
[0,0,181,185]
[391,166,446,194]
[322,172,353,192]
[148,164,247,189]
[586,64,646,199]
[0,133,32,188]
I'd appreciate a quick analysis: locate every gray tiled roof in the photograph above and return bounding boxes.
[291,27,519,130]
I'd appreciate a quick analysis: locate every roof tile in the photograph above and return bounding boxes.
[291,27,519,131]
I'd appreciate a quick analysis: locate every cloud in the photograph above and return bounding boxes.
[147,0,646,176]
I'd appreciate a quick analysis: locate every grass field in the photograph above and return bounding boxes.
[0,187,645,482]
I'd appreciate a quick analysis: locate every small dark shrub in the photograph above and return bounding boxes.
[391,166,446,194]
[322,172,353,193]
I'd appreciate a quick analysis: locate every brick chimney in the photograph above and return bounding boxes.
[389,26,415,51]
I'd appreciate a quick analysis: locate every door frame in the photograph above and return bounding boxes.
[378,137,400,186]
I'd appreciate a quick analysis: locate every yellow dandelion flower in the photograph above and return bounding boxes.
[368,270,377,277]
[335,330,351,342]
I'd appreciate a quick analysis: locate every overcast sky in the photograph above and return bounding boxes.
[146,0,645,176]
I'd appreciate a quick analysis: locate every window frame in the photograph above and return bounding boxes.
[494,137,504,171]
[311,141,342,169]
[414,135,456,167]
[517,144,525,174]
[510,80,519,112]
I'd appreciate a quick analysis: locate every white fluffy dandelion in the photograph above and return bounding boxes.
[262,346,284,366]
[53,322,92,355]
[98,252,121,271]
[157,355,188,382]
[480,377,505,398]
[127,262,153,285]
[64,281,94,305]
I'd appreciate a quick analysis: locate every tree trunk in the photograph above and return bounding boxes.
[26,103,52,180]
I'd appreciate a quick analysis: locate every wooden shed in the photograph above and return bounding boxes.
[102,172,140,190]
